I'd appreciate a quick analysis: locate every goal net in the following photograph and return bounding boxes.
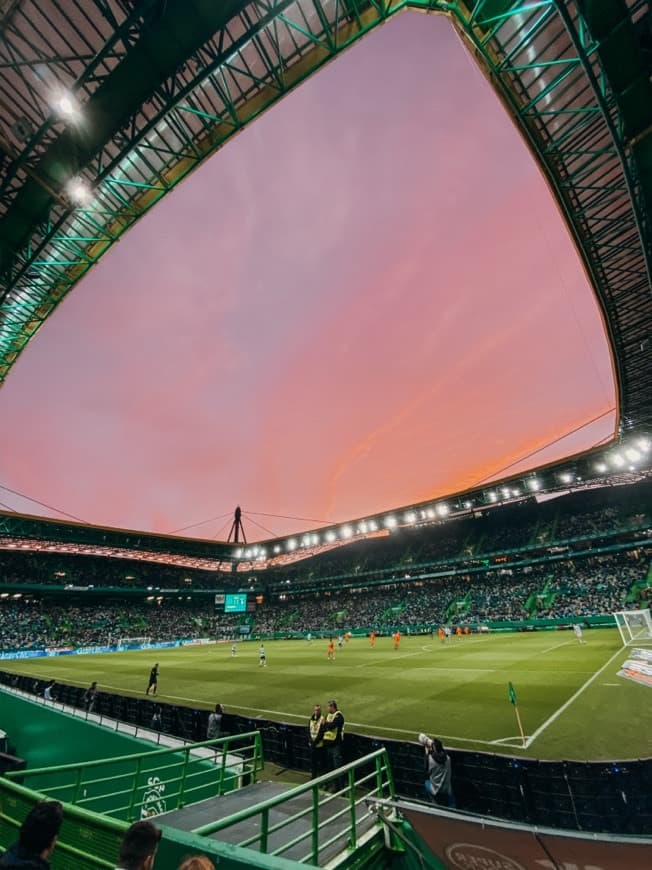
[116,636,152,650]
[613,610,652,646]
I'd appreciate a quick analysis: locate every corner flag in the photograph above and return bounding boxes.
[508,682,525,746]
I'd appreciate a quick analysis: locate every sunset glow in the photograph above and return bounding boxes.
[0,13,616,541]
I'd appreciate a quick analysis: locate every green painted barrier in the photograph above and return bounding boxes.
[0,777,302,870]
[0,690,162,773]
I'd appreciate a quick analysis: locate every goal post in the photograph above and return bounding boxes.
[613,610,652,646]
[116,636,152,650]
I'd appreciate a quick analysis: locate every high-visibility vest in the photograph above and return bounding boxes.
[310,715,324,746]
[322,710,344,743]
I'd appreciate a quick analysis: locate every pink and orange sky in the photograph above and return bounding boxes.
[0,12,616,541]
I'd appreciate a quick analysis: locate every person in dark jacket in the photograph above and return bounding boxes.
[420,734,456,808]
[0,800,63,868]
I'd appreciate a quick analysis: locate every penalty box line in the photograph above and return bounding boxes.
[524,644,625,749]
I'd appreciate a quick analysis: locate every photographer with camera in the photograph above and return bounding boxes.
[418,733,456,808]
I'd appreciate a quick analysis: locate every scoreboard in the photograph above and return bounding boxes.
[224,593,247,613]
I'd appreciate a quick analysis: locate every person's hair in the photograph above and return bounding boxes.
[178,857,215,870]
[327,700,337,710]
[118,820,162,868]
[432,739,444,754]
[19,801,63,855]
[214,704,223,714]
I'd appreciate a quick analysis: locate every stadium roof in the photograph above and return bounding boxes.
[1,1,650,432]
[0,2,650,526]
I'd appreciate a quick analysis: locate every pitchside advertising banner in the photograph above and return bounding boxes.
[402,805,652,870]
[618,647,652,689]
[0,638,214,661]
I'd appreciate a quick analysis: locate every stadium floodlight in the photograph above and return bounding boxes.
[612,452,625,468]
[636,436,650,452]
[325,530,337,543]
[340,525,353,538]
[595,462,608,473]
[436,503,449,517]
[426,508,435,519]
[405,512,417,523]
[235,549,242,558]
[501,487,511,498]
[311,534,319,545]
[625,448,640,462]
[559,472,573,483]
[244,548,252,559]
[487,491,497,503]
[463,501,472,509]
[287,538,297,551]
[527,479,541,491]
[64,176,92,206]
[512,488,521,497]
[384,515,397,529]
[52,89,82,122]
[273,544,281,553]
[368,520,378,531]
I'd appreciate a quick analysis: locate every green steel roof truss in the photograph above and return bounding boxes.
[0,0,650,432]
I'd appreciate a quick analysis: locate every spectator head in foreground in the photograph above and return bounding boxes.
[117,820,162,870]
[0,800,63,868]
[177,857,215,870]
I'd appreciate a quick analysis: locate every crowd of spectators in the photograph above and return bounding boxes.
[0,551,649,651]
[1,484,648,599]
[0,601,213,652]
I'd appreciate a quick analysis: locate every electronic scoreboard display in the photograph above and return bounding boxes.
[224,593,247,613]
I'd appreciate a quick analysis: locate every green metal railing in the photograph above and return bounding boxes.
[0,773,309,870]
[192,748,395,865]
[5,732,264,823]
[0,776,127,869]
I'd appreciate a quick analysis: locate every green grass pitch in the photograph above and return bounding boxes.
[3,629,650,760]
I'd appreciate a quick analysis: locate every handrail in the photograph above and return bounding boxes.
[191,749,390,835]
[191,747,394,864]
[5,732,261,779]
[5,731,264,823]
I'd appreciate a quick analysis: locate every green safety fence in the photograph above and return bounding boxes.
[5,732,264,823]
[0,775,305,870]
[192,748,395,865]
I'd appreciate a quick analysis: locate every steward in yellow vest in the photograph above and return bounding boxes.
[320,700,345,789]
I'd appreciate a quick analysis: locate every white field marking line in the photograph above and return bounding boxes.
[601,683,621,686]
[355,648,434,668]
[490,737,529,746]
[2,672,523,750]
[150,692,518,747]
[540,640,575,655]
[524,645,626,749]
[354,636,493,668]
